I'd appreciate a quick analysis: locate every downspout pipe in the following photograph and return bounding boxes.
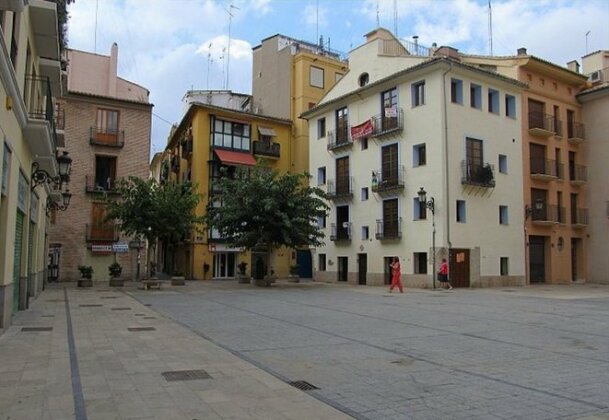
[441,61,453,258]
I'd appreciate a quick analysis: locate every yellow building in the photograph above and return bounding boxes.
[0,0,70,327]
[161,102,292,280]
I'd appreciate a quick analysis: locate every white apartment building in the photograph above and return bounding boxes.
[302,29,527,288]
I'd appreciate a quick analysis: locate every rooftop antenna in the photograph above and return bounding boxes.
[220,48,225,89]
[585,30,591,54]
[376,0,380,28]
[226,3,240,90]
[94,0,99,52]
[488,0,493,56]
[393,0,398,37]
[206,43,212,90]
[316,0,319,44]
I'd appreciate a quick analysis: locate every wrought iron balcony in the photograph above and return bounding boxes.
[85,175,118,194]
[461,161,495,188]
[528,112,560,137]
[24,74,58,151]
[330,222,352,241]
[327,128,353,151]
[567,121,585,144]
[90,126,125,147]
[86,223,119,242]
[569,164,587,185]
[375,217,402,240]
[370,108,404,138]
[530,204,564,225]
[253,140,280,158]
[327,176,353,200]
[530,158,563,180]
[571,208,588,227]
[372,166,405,194]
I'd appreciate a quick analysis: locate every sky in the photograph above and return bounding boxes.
[66,0,609,156]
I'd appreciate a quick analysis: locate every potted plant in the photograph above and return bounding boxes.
[288,264,300,283]
[237,261,249,284]
[171,269,185,286]
[77,265,93,287]
[256,267,276,287]
[108,262,124,287]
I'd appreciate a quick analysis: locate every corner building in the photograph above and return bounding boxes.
[303,29,526,288]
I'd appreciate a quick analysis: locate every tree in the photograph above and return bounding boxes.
[205,165,329,276]
[105,176,203,276]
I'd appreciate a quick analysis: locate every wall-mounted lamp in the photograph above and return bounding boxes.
[46,190,72,214]
[31,151,72,190]
[525,198,544,220]
[417,187,436,289]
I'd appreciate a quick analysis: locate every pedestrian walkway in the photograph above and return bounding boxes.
[0,282,352,420]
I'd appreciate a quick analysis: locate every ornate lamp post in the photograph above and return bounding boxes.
[418,187,436,289]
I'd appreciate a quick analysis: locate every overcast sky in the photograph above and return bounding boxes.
[66,0,609,156]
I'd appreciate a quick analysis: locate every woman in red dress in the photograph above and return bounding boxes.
[389,256,403,293]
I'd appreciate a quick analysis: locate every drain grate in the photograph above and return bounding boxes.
[144,317,156,320]
[21,327,53,332]
[80,304,103,307]
[288,380,319,391]
[111,307,132,311]
[128,327,156,332]
[161,369,211,382]
[100,296,119,299]
[134,313,146,316]
[144,304,152,307]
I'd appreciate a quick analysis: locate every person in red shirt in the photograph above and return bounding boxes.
[389,256,403,293]
[438,258,453,290]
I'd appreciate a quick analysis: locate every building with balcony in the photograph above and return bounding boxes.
[0,0,70,327]
[158,100,292,280]
[48,43,152,282]
[302,28,526,288]
[463,48,589,284]
[577,50,609,284]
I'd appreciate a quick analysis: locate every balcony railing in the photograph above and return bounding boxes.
[461,161,495,187]
[327,176,353,199]
[375,217,402,240]
[370,108,404,138]
[528,112,560,137]
[86,223,119,242]
[571,208,588,227]
[85,175,118,194]
[530,158,563,179]
[567,122,585,143]
[90,126,125,147]
[327,128,353,151]
[530,204,564,224]
[330,222,352,241]
[372,166,405,193]
[24,74,57,149]
[253,140,280,158]
[569,164,587,184]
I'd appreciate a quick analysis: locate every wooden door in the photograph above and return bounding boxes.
[449,248,470,288]
[528,99,544,129]
[336,156,350,195]
[358,254,367,285]
[381,144,398,186]
[529,143,546,175]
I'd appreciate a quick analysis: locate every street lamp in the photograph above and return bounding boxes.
[417,187,436,289]
[46,189,72,214]
[524,198,544,220]
[31,151,72,189]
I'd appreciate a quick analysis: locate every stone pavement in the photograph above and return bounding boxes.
[0,282,352,420]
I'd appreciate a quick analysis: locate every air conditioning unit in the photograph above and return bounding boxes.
[589,70,603,83]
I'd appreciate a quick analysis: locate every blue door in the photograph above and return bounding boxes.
[296,250,312,278]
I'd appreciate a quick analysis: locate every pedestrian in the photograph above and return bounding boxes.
[438,258,453,290]
[388,256,403,293]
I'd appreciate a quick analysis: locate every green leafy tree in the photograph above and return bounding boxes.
[105,176,203,276]
[205,166,328,275]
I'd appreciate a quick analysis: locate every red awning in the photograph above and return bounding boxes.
[214,149,257,166]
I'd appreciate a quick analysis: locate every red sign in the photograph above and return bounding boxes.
[350,119,373,140]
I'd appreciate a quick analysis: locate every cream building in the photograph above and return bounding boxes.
[302,29,526,288]
[0,0,68,327]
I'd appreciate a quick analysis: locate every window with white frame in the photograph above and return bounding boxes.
[412,81,425,107]
[362,226,369,240]
[317,117,326,139]
[498,154,507,174]
[488,88,500,114]
[361,187,369,201]
[413,143,426,166]
[310,66,324,88]
[317,167,326,185]
[499,205,508,225]
[451,78,463,104]
[212,118,251,151]
[456,200,466,223]
[470,83,482,109]
[505,94,516,118]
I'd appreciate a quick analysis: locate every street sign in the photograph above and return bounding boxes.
[112,242,129,253]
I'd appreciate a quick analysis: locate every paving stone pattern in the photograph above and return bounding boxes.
[133,282,609,420]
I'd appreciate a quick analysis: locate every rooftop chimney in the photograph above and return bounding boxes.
[566,60,580,73]
[517,47,527,56]
[434,46,460,61]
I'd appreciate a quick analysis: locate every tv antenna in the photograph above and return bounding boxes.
[226,3,240,90]
[585,30,591,55]
[488,0,493,56]
[206,43,212,90]
[393,0,398,36]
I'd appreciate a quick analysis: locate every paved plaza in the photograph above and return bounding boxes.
[2,280,609,419]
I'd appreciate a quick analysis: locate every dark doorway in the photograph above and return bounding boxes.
[296,250,312,278]
[357,253,367,285]
[337,257,348,282]
[529,235,546,283]
[571,238,579,282]
[449,249,470,288]
[384,256,393,285]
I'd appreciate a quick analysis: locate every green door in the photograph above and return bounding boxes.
[13,211,24,313]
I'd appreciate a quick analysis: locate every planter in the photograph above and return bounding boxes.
[237,274,250,284]
[171,276,185,286]
[109,277,124,287]
[254,278,272,287]
[78,278,93,287]
[287,274,300,283]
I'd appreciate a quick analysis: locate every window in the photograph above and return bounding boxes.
[94,156,117,191]
[414,252,428,274]
[310,66,324,88]
[2,143,10,196]
[381,87,398,131]
[488,89,499,114]
[361,187,369,201]
[361,137,368,150]
[412,81,425,107]
[470,84,482,109]
[362,226,369,240]
[499,205,508,225]
[335,107,349,144]
[212,118,251,151]
[359,73,369,87]
[505,94,516,118]
[317,214,326,228]
[466,137,483,168]
[382,199,399,238]
[451,78,463,104]
[317,117,326,139]
[317,167,326,185]
[413,144,426,166]
[498,154,507,174]
[456,200,466,223]
[414,197,427,220]
[381,143,399,187]
[500,257,509,275]
[95,108,120,144]
[318,254,326,271]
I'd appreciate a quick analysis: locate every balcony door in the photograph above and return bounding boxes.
[382,199,398,238]
[91,203,113,240]
[529,143,546,174]
[336,205,350,240]
[381,88,398,131]
[95,155,117,191]
[336,156,350,195]
[96,108,119,144]
[528,99,544,129]
[381,143,398,186]
[335,107,349,144]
